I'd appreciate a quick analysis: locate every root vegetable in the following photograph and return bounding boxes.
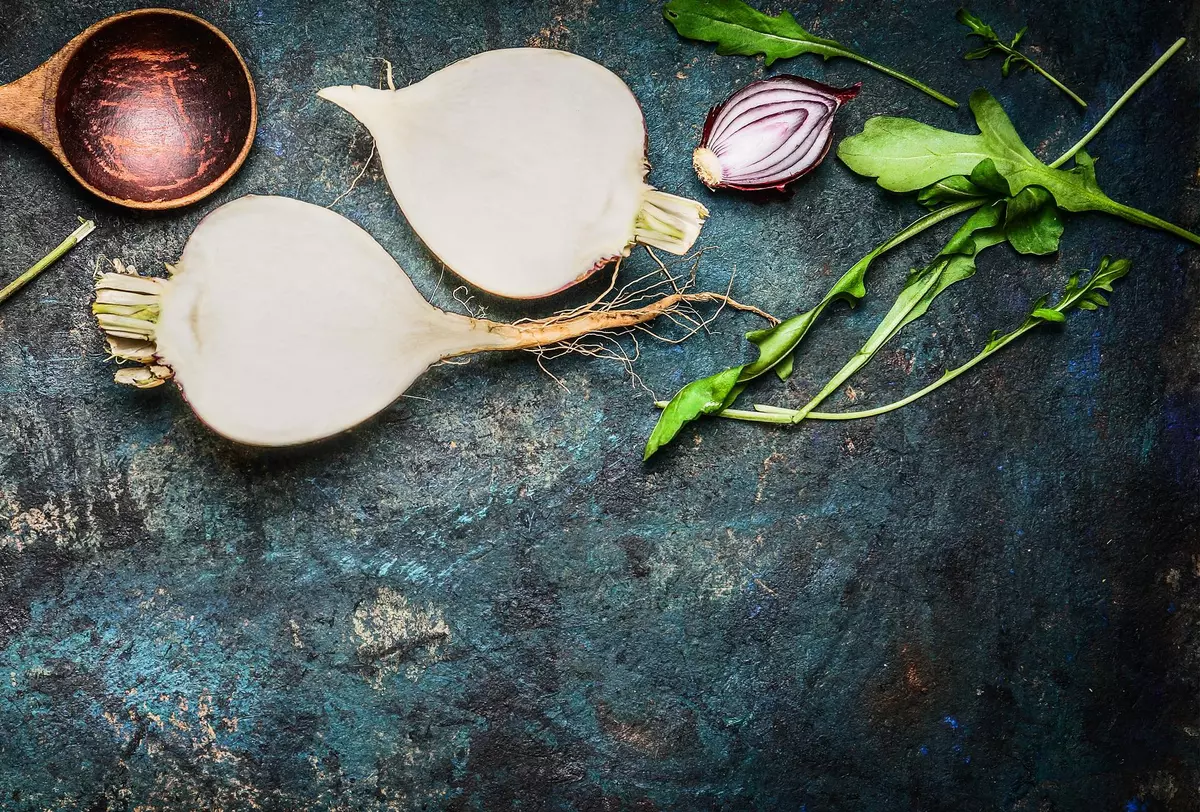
[318,48,709,300]
[93,195,755,447]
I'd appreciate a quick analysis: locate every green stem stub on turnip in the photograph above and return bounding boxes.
[318,48,709,300]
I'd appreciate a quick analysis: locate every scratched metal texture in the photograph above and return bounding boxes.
[1,0,1199,809]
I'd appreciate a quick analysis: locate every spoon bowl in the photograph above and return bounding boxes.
[0,9,256,209]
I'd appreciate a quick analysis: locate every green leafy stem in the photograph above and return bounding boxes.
[836,57,1198,246]
[1049,37,1186,169]
[693,257,1130,423]
[664,0,959,108]
[642,198,983,458]
[957,8,1087,108]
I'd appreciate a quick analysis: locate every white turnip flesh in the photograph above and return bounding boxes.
[319,48,708,299]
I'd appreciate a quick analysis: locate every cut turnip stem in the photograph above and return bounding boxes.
[694,76,860,192]
[318,48,710,300]
[1,219,96,306]
[92,196,764,447]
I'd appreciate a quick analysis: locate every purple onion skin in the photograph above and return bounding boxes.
[694,76,860,193]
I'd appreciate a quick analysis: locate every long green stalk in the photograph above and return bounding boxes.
[0,220,97,306]
[839,51,960,109]
[1106,198,1200,247]
[1049,37,1186,169]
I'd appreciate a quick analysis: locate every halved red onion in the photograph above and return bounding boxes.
[693,76,860,192]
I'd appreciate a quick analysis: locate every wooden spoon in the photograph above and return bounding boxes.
[0,9,256,210]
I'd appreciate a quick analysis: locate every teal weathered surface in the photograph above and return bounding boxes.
[2,0,1199,809]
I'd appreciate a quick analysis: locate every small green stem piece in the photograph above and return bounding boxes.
[0,219,96,307]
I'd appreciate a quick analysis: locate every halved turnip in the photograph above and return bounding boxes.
[93,195,756,447]
[318,48,709,300]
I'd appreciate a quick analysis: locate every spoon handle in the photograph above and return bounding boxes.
[0,66,56,148]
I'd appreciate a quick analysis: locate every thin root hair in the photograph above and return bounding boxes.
[453,286,487,319]
[519,248,773,394]
[326,58,394,209]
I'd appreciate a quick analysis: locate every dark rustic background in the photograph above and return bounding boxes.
[2,0,1199,809]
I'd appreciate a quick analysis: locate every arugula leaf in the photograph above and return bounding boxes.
[786,257,1132,422]
[915,162,1062,255]
[744,201,998,388]
[1027,303,1066,323]
[642,200,986,457]
[1003,187,1063,255]
[917,176,988,208]
[837,91,1037,193]
[644,245,875,457]
[839,91,1200,246]
[777,203,1008,422]
[956,8,998,41]
[643,367,745,460]
[967,158,1015,197]
[722,251,1129,427]
[663,0,958,107]
[663,0,841,66]
[1059,254,1129,311]
[743,242,875,380]
[716,199,1077,427]
[956,9,1086,108]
